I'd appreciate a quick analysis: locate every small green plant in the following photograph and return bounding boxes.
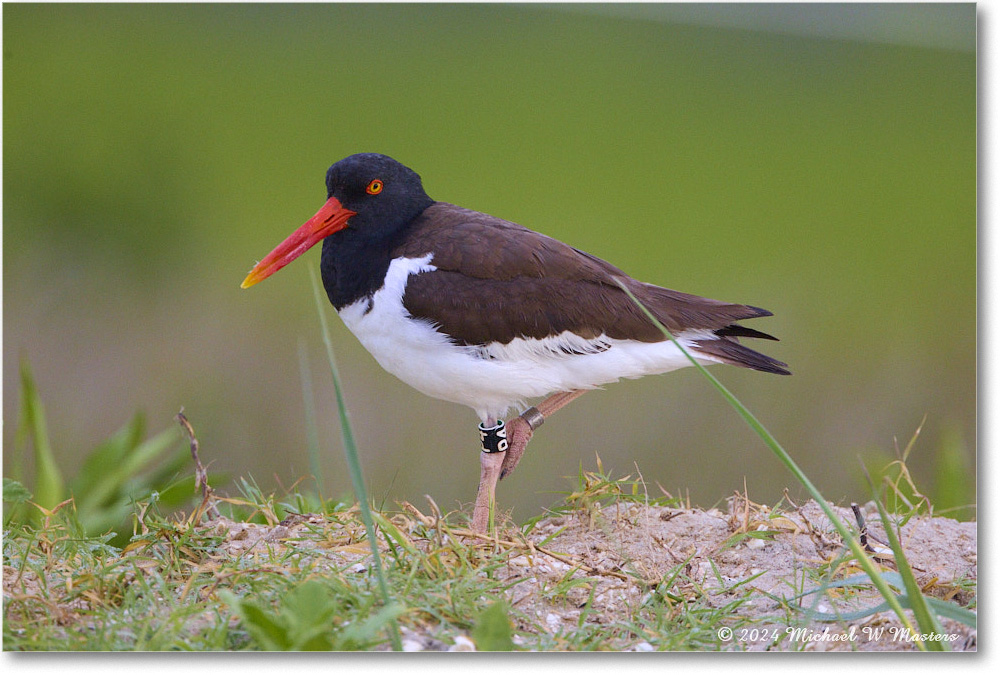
[862,420,975,522]
[2,478,33,527]
[471,601,515,651]
[533,456,681,529]
[223,579,404,651]
[8,361,193,544]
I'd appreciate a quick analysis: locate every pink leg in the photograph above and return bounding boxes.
[470,391,588,532]
[471,449,505,532]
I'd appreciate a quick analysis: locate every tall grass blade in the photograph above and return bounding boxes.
[16,360,65,512]
[867,471,948,649]
[309,268,403,652]
[793,570,974,628]
[802,595,977,628]
[614,281,929,648]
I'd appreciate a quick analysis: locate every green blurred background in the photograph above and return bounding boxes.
[3,4,976,520]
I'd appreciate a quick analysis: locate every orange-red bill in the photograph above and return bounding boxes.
[241,196,357,289]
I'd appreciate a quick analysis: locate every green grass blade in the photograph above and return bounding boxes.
[75,423,180,516]
[69,413,146,501]
[800,593,976,629]
[16,360,65,512]
[868,474,947,649]
[614,280,928,648]
[922,596,977,629]
[309,268,403,652]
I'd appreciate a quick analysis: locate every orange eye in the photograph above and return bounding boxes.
[366,179,384,195]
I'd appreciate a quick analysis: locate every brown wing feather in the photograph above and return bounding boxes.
[397,203,787,374]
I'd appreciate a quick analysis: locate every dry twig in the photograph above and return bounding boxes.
[176,411,220,519]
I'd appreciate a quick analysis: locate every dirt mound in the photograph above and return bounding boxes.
[494,498,975,650]
[207,496,976,651]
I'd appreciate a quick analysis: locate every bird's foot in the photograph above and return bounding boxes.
[500,414,535,480]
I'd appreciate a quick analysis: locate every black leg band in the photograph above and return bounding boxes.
[478,420,509,454]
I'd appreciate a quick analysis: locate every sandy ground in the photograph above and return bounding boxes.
[210,495,977,652]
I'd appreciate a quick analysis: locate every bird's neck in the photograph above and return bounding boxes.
[319,204,430,310]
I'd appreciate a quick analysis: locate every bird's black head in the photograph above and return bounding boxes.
[310,154,435,306]
[325,153,434,236]
[241,153,434,291]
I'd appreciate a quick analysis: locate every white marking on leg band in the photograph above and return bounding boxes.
[478,420,509,454]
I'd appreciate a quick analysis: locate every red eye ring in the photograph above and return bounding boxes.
[366,179,384,195]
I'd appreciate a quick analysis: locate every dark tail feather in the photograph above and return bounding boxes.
[713,324,780,341]
[693,338,791,375]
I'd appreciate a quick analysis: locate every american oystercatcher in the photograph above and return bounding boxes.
[242,153,789,532]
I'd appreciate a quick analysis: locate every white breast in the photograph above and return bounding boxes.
[338,256,721,421]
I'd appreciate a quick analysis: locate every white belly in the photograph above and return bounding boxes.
[338,256,720,421]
